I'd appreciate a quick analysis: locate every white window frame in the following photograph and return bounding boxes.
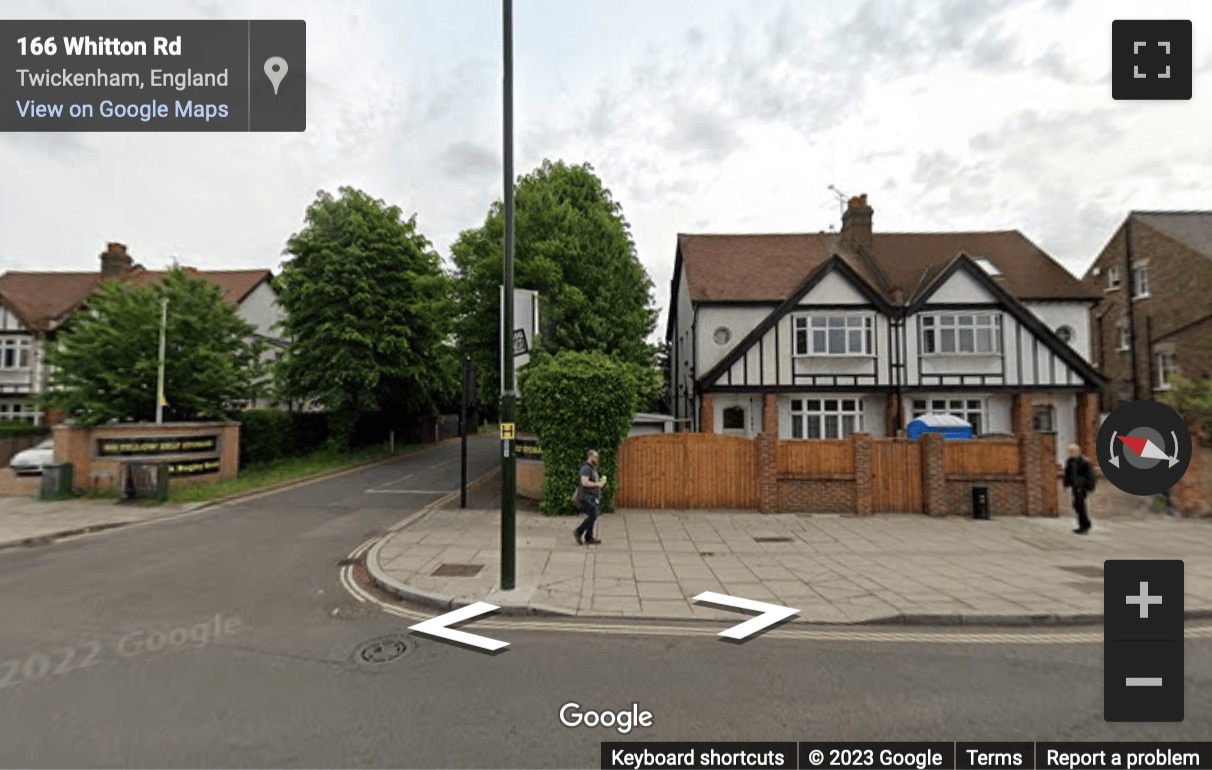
[919,312,1002,355]
[910,397,987,436]
[792,314,874,357]
[789,397,864,439]
[0,338,31,371]
[0,402,41,423]
[1132,264,1150,299]
[1118,321,1130,352]
[1155,351,1178,391]
[1106,265,1120,290]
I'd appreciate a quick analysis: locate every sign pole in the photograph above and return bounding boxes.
[500,0,517,591]
[461,356,470,509]
[155,297,168,424]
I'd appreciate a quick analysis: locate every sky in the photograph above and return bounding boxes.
[3,0,1212,341]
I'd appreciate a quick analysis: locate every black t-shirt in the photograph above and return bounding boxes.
[579,463,601,503]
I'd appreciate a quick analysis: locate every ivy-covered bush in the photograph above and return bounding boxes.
[519,350,639,516]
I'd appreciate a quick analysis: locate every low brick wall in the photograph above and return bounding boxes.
[944,477,1028,516]
[54,421,240,493]
[776,477,856,512]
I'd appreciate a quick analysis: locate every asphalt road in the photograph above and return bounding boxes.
[0,434,1208,769]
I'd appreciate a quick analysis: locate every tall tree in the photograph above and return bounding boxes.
[276,187,456,446]
[44,267,264,424]
[451,160,658,415]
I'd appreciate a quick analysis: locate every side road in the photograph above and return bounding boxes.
[0,439,460,550]
[369,499,1212,625]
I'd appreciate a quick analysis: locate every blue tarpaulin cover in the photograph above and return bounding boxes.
[906,413,974,440]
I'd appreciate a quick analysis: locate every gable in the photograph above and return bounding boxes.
[799,269,870,305]
[923,267,998,305]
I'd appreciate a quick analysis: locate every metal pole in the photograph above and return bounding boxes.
[461,356,469,509]
[155,297,168,424]
[500,0,517,590]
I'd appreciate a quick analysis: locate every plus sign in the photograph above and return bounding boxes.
[1126,581,1163,618]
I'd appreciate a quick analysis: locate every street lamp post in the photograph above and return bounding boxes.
[155,297,168,424]
[500,0,517,591]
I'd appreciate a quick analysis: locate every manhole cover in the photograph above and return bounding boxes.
[354,636,412,665]
[753,536,794,543]
[431,563,483,577]
[1059,565,1104,579]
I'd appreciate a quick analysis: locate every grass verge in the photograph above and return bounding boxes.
[166,443,418,504]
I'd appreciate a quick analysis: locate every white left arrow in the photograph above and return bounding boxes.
[692,591,799,640]
[408,602,508,651]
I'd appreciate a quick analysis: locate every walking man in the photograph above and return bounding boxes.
[1063,443,1096,534]
[574,449,607,545]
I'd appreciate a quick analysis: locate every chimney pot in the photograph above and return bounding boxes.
[840,193,874,251]
[100,241,134,278]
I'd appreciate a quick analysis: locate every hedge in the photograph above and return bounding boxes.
[236,410,329,467]
[0,421,51,437]
[519,350,639,516]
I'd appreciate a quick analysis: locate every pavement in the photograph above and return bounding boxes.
[0,494,205,550]
[369,485,1212,625]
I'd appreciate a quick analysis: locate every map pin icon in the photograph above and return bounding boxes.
[264,57,288,95]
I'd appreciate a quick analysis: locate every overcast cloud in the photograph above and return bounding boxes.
[3,0,1211,340]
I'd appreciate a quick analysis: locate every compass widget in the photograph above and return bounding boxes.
[1097,401,1191,496]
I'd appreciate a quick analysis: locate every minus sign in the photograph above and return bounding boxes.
[1126,678,1164,686]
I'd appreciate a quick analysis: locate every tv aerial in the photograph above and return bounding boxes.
[826,185,848,218]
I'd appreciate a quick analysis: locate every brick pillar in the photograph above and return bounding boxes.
[853,433,873,516]
[1011,393,1033,436]
[920,432,946,515]
[1171,417,1208,517]
[1075,391,1099,460]
[1020,433,1044,515]
[699,393,715,434]
[1040,432,1059,516]
[757,393,779,513]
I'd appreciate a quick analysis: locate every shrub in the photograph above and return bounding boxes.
[0,422,51,437]
[236,410,330,467]
[519,350,639,516]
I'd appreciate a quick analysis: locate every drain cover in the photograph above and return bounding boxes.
[431,563,483,577]
[354,635,412,665]
[753,536,794,543]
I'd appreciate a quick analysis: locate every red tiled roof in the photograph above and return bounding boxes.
[0,267,270,331]
[678,230,1097,305]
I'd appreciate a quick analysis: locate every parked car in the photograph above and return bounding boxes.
[9,438,55,475]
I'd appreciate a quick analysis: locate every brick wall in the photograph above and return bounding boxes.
[699,393,715,435]
[777,479,855,512]
[944,479,1027,515]
[53,422,239,493]
[921,432,946,515]
[757,393,778,513]
[1088,217,1212,409]
[1171,417,1209,516]
[1075,391,1099,459]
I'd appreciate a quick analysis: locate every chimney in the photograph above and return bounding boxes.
[840,194,873,252]
[100,242,133,278]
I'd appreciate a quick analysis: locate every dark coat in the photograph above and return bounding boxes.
[1063,455,1096,493]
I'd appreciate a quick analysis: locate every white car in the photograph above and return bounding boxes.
[10,438,55,476]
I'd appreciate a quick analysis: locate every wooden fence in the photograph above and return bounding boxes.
[946,439,1020,475]
[615,432,757,509]
[614,431,1056,516]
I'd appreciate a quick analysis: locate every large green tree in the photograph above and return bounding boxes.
[44,267,264,424]
[451,160,659,416]
[275,187,456,446]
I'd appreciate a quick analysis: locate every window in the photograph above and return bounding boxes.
[713,327,732,346]
[1156,351,1178,391]
[722,406,745,430]
[1132,265,1150,298]
[793,315,873,356]
[0,338,31,370]
[0,403,40,423]
[920,313,1001,354]
[1106,265,1120,290]
[1032,405,1055,432]
[911,398,986,435]
[1118,321,1130,351]
[1055,325,1073,344]
[790,398,864,439]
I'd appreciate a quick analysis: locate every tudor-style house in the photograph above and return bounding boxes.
[0,242,286,423]
[1084,211,1212,412]
[668,195,1105,464]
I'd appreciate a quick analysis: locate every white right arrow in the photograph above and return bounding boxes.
[692,591,799,640]
[409,602,508,652]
